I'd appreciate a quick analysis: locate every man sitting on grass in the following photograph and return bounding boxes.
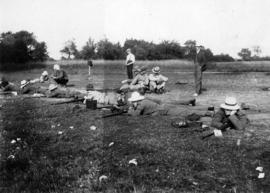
[129,66,150,91]
[149,66,168,94]
[51,64,69,86]
[211,96,249,131]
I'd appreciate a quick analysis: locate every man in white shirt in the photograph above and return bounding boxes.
[125,48,135,79]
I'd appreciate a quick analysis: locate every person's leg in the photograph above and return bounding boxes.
[127,64,133,79]
[195,66,202,94]
[149,81,157,92]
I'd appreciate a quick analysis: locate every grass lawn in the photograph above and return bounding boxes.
[1,61,270,192]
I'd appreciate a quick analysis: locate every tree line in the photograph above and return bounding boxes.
[60,38,235,62]
[2,30,269,71]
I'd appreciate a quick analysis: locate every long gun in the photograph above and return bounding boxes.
[102,110,127,118]
[51,98,85,105]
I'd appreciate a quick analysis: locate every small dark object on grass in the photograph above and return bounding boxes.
[86,99,97,110]
[208,106,215,111]
[261,87,270,91]
[175,81,188,85]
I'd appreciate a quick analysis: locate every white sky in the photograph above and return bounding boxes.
[1,0,270,59]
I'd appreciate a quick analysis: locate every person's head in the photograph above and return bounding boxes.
[196,45,204,53]
[53,64,60,71]
[40,71,49,82]
[126,48,131,54]
[86,83,94,91]
[220,96,240,115]
[128,91,145,107]
[140,66,148,75]
[152,66,160,74]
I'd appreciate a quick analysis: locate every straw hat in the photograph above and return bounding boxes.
[42,71,48,76]
[220,97,240,110]
[49,84,58,91]
[53,64,60,70]
[20,80,29,88]
[152,66,160,74]
[128,91,145,102]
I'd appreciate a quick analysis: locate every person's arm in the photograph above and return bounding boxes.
[52,70,64,79]
[126,54,135,65]
[128,103,143,116]
[211,110,228,130]
[228,111,249,130]
[130,75,138,85]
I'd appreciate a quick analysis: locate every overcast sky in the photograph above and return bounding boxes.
[1,0,270,59]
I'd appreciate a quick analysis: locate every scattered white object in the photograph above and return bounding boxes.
[69,126,74,129]
[8,155,15,159]
[11,139,16,144]
[256,167,263,172]
[236,139,241,146]
[16,138,21,141]
[192,182,198,185]
[213,129,223,137]
[128,159,138,166]
[155,168,159,172]
[11,91,17,96]
[51,125,56,128]
[258,173,265,179]
[109,142,114,147]
[57,123,61,127]
[99,175,108,182]
[58,131,63,135]
[202,124,208,129]
[90,125,97,131]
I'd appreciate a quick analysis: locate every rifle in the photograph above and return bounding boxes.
[51,98,85,105]
[102,110,127,118]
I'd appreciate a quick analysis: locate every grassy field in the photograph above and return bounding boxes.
[1,61,270,192]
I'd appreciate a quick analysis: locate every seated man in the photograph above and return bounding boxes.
[149,66,168,94]
[211,97,249,131]
[30,71,49,84]
[129,66,149,91]
[0,77,17,92]
[51,64,69,86]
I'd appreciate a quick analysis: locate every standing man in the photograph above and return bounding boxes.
[194,45,207,96]
[125,48,135,79]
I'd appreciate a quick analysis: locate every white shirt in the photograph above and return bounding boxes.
[126,53,135,66]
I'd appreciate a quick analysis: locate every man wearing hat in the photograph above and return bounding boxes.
[193,46,207,96]
[211,97,249,130]
[125,48,135,79]
[30,71,49,84]
[129,66,149,91]
[51,64,69,86]
[149,66,168,93]
[127,91,204,116]
[0,77,17,92]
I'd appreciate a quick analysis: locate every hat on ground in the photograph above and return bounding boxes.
[220,97,240,110]
[42,71,48,76]
[86,83,94,91]
[53,64,60,70]
[49,84,58,91]
[152,66,160,74]
[20,80,30,88]
[128,91,145,102]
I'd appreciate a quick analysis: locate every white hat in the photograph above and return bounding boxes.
[152,66,160,74]
[49,84,58,91]
[220,97,240,110]
[42,71,48,76]
[53,64,60,70]
[20,80,29,88]
[128,91,145,102]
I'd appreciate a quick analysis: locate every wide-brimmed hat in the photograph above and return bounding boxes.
[42,71,48,76]
[20,80,30,88]
[49,84,58,91]
[220,97,240,110]
[128,91,145,102]
[152,66,160,74]
[53,64,60,70]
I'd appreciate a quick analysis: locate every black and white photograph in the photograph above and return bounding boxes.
[1,0,270,192]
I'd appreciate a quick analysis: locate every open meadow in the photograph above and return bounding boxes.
[1,60,270,193]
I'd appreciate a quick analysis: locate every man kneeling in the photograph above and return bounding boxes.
[149,66,168,94]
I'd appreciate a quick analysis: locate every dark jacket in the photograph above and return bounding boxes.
[52,70,68,81]
[211,108,249,130]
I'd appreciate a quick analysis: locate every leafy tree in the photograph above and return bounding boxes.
[0,30,48,70]
[60,39,79,59]
[80,38,97,59]
[252,46,262,58]
[212,54,235,62]
[238,48,252,61]
[96,38,122,60]
[183,40,197,60]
